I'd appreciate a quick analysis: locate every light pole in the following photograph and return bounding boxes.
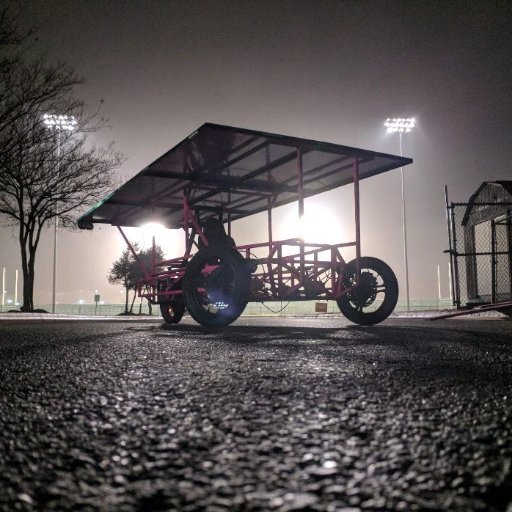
[1,267,5,311]
[43,114,77,313]
[384,117,416,311]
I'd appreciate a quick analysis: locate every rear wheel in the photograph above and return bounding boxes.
[337,257,398,325]
[183,246,250,327]
[160,302,185,324]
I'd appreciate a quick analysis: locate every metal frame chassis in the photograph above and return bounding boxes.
[118,154,364,305]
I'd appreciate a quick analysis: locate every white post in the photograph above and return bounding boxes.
[14,269,18,306]
[437,265,442,301]
[1,267,5,311]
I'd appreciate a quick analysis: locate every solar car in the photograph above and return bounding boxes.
[78,123,412,327]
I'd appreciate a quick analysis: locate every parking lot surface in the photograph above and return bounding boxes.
[1,316,511,511]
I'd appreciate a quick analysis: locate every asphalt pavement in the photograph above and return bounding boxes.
[1,316,511,511]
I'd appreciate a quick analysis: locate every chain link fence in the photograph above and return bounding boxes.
[495,216,512,301]
[447,203,512,307]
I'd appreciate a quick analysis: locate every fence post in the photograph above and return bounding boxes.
[508,210,512,298]
[445,187,459,308]
[491,219,496,304]
[450,203,461,308]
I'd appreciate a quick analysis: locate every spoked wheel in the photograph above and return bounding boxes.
[337,257,398,325]
[183,246,250,327]
[159,302,186,324]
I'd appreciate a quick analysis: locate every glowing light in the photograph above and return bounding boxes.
[283,202,345,244]
[121,222,184,258]
[384,117,416,133]
[43,113,78,131]
[140,222,166,239]
[138,222,167,251]
[122,223,166,250]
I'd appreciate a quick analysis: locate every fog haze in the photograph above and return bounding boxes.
[1,0,511,306]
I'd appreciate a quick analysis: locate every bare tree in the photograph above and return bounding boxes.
[0,7,122,311]
[108,247,138,314]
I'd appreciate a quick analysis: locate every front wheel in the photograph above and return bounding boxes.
[337,257,398,325]
[160,302,185,324]
[182,246,250,327]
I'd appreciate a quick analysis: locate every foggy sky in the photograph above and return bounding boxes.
[1,0,511,305]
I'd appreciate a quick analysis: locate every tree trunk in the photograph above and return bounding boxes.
[20,251,36,311]
[124,283,129,313]
[19,232,34,311]
[18,220,46,313]
[21,268,33,311]
[129,288,137,313]
[147,299,153,315]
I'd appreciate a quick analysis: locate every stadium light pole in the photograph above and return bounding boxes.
[43,114,78,313]
[384,117,416,312]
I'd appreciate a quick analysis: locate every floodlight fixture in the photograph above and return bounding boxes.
[384,117,416,134]
[43,113,78,131]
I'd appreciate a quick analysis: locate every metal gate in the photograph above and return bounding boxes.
[446,197,512,308]
[493,215,512,303]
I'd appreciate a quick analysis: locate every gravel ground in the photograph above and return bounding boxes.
[0,316,511,511]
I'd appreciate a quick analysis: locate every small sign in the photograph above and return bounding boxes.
[315,302,328,313]
[94,294,100,303]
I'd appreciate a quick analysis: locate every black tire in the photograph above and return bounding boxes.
[160,302,185,324]
[337,257,398,325]
[183,246,250,327]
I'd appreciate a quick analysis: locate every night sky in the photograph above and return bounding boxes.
[1,0,511,305]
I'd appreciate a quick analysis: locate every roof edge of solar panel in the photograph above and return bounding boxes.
[144,122,413,171]
[77,122,413,229]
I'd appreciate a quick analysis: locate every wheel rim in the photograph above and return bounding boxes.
[191,257,238,315]
[344,270,380,311]
[183,246,250,327]
[164,304,178,317]
[337,257,398,325]
[160,302,185,323]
